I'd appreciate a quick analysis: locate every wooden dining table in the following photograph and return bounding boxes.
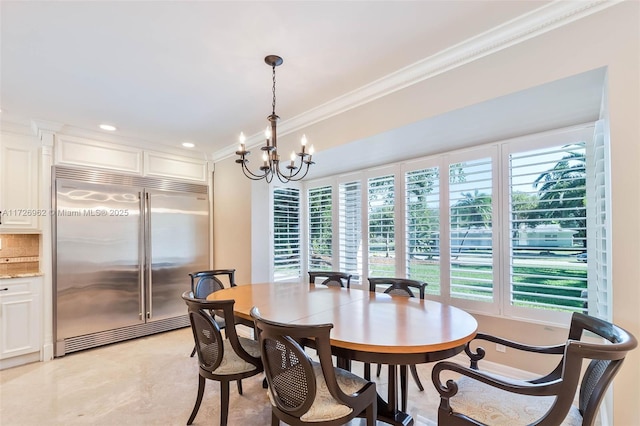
[207,282,478,426]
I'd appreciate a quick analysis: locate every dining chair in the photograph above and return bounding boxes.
[308,271,352,288]
[250,306,377,425]
[366,277,428,411]
[431,312,638,425]
[190,269,237,297]
[188,269,237,357]
[182,291,263,426]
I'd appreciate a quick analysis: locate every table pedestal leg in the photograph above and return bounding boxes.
[374,364,413,426]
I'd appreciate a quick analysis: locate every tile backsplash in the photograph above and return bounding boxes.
[0,234,40,275]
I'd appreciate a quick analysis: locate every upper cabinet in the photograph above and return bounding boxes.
[0,132,41,232]
[55,135,209,183]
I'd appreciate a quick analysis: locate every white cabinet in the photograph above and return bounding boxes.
[55,134,209,182]
[0,277,42,361]
[0,132,41,231]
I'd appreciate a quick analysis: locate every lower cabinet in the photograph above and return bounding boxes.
[0,276,42,366]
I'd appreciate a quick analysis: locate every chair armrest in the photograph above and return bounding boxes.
[431,360,561,400]
[465,332,565,369]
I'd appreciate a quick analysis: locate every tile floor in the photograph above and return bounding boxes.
[0,328,443,425]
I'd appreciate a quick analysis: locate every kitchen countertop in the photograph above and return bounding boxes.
[0,272,44,279]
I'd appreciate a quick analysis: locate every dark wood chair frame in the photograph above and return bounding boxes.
[308,271,352,288]
[182,292,263,426]
[431,312,638,426]
[365,277,428,412]
[250,306,377,426]
[188,269,237,357]
[189,269,237,297]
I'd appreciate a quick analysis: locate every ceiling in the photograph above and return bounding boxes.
[1,0,554,159]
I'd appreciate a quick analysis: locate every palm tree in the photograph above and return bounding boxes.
[533,150,586,246]
[451,189,492,229]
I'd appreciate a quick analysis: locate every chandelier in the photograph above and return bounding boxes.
[235,55,314,183]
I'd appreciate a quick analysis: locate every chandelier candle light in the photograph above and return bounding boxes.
[235,55,314,183]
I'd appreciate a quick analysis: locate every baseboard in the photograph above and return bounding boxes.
[449,352,539,380]
[0,351,40,370]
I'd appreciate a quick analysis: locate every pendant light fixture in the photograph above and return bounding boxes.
[235,55,314,183]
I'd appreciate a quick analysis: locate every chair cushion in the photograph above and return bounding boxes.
[213,337,261,375]
[449,376,583,426]
[267,361,370,422]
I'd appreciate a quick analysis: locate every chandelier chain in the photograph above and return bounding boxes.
[272,64,277,116]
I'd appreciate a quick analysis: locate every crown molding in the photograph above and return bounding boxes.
[31,119,65,139]
[212,0,621,162]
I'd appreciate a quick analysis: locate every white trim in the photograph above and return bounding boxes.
[449,352,538,381]
[212,0,621,162]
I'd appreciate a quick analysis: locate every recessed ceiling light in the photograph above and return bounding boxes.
[182,142,195,148]
[99,124,117,131]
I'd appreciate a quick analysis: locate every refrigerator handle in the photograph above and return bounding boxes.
[138,192,145,321]
[145,191,152,320]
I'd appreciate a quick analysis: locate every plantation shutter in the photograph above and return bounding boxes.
[508,143,587,312]
[449,158,494,302]
[308,185,333,271]
[339,181,362,281]
[587,120,611,320]
[273,187,301,281]
[405,166,441,295]
[368,174,395,277]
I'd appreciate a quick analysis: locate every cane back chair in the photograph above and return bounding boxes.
[250,306,377,425]
[431,312,637,425]
[182,292,263,426]
[308,271,352,289]
[188,269,237,357]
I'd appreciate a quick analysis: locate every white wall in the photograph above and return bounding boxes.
[213,3,640,423]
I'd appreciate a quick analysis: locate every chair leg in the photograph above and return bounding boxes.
[400,365,408,412]
[366,398,377,425]
[376,363,382,377]
[271,411,280,426]
[237,379,243,395]
[410,364,424,391]
[190,345,196,357]
[220,380,230,426]
[364,363,371,380]
[187,375,205,425]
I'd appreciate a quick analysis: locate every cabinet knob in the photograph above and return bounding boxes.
[0,288,8,291]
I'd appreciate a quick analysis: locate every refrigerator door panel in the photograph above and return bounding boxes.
[146,189,209,321]
[56,180,144,339]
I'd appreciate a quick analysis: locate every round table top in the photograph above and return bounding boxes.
[207,282,478,358]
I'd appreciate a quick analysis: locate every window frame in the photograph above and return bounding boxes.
[500,126,594,324]
[272,183,302,282]
[299,123,602,325]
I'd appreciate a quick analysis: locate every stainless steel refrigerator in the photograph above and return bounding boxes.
[53,166,209,356]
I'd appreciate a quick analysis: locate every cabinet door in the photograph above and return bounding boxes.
[0,279,41,359]
[0,135,40,230]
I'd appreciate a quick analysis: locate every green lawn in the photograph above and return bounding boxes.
[370,257,587,312]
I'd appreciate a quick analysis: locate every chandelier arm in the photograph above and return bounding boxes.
[287,157,311,180]
[274,160,310,183]
[241,161,270,181]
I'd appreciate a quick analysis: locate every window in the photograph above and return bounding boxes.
[508,143,587,313]
[308,185,333,271]
[449,156,495,303]
[368,174,395,277]
[339,180,362,282]
[300,124,604,324]
[405,165,441,295]
[273,187,300,281]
